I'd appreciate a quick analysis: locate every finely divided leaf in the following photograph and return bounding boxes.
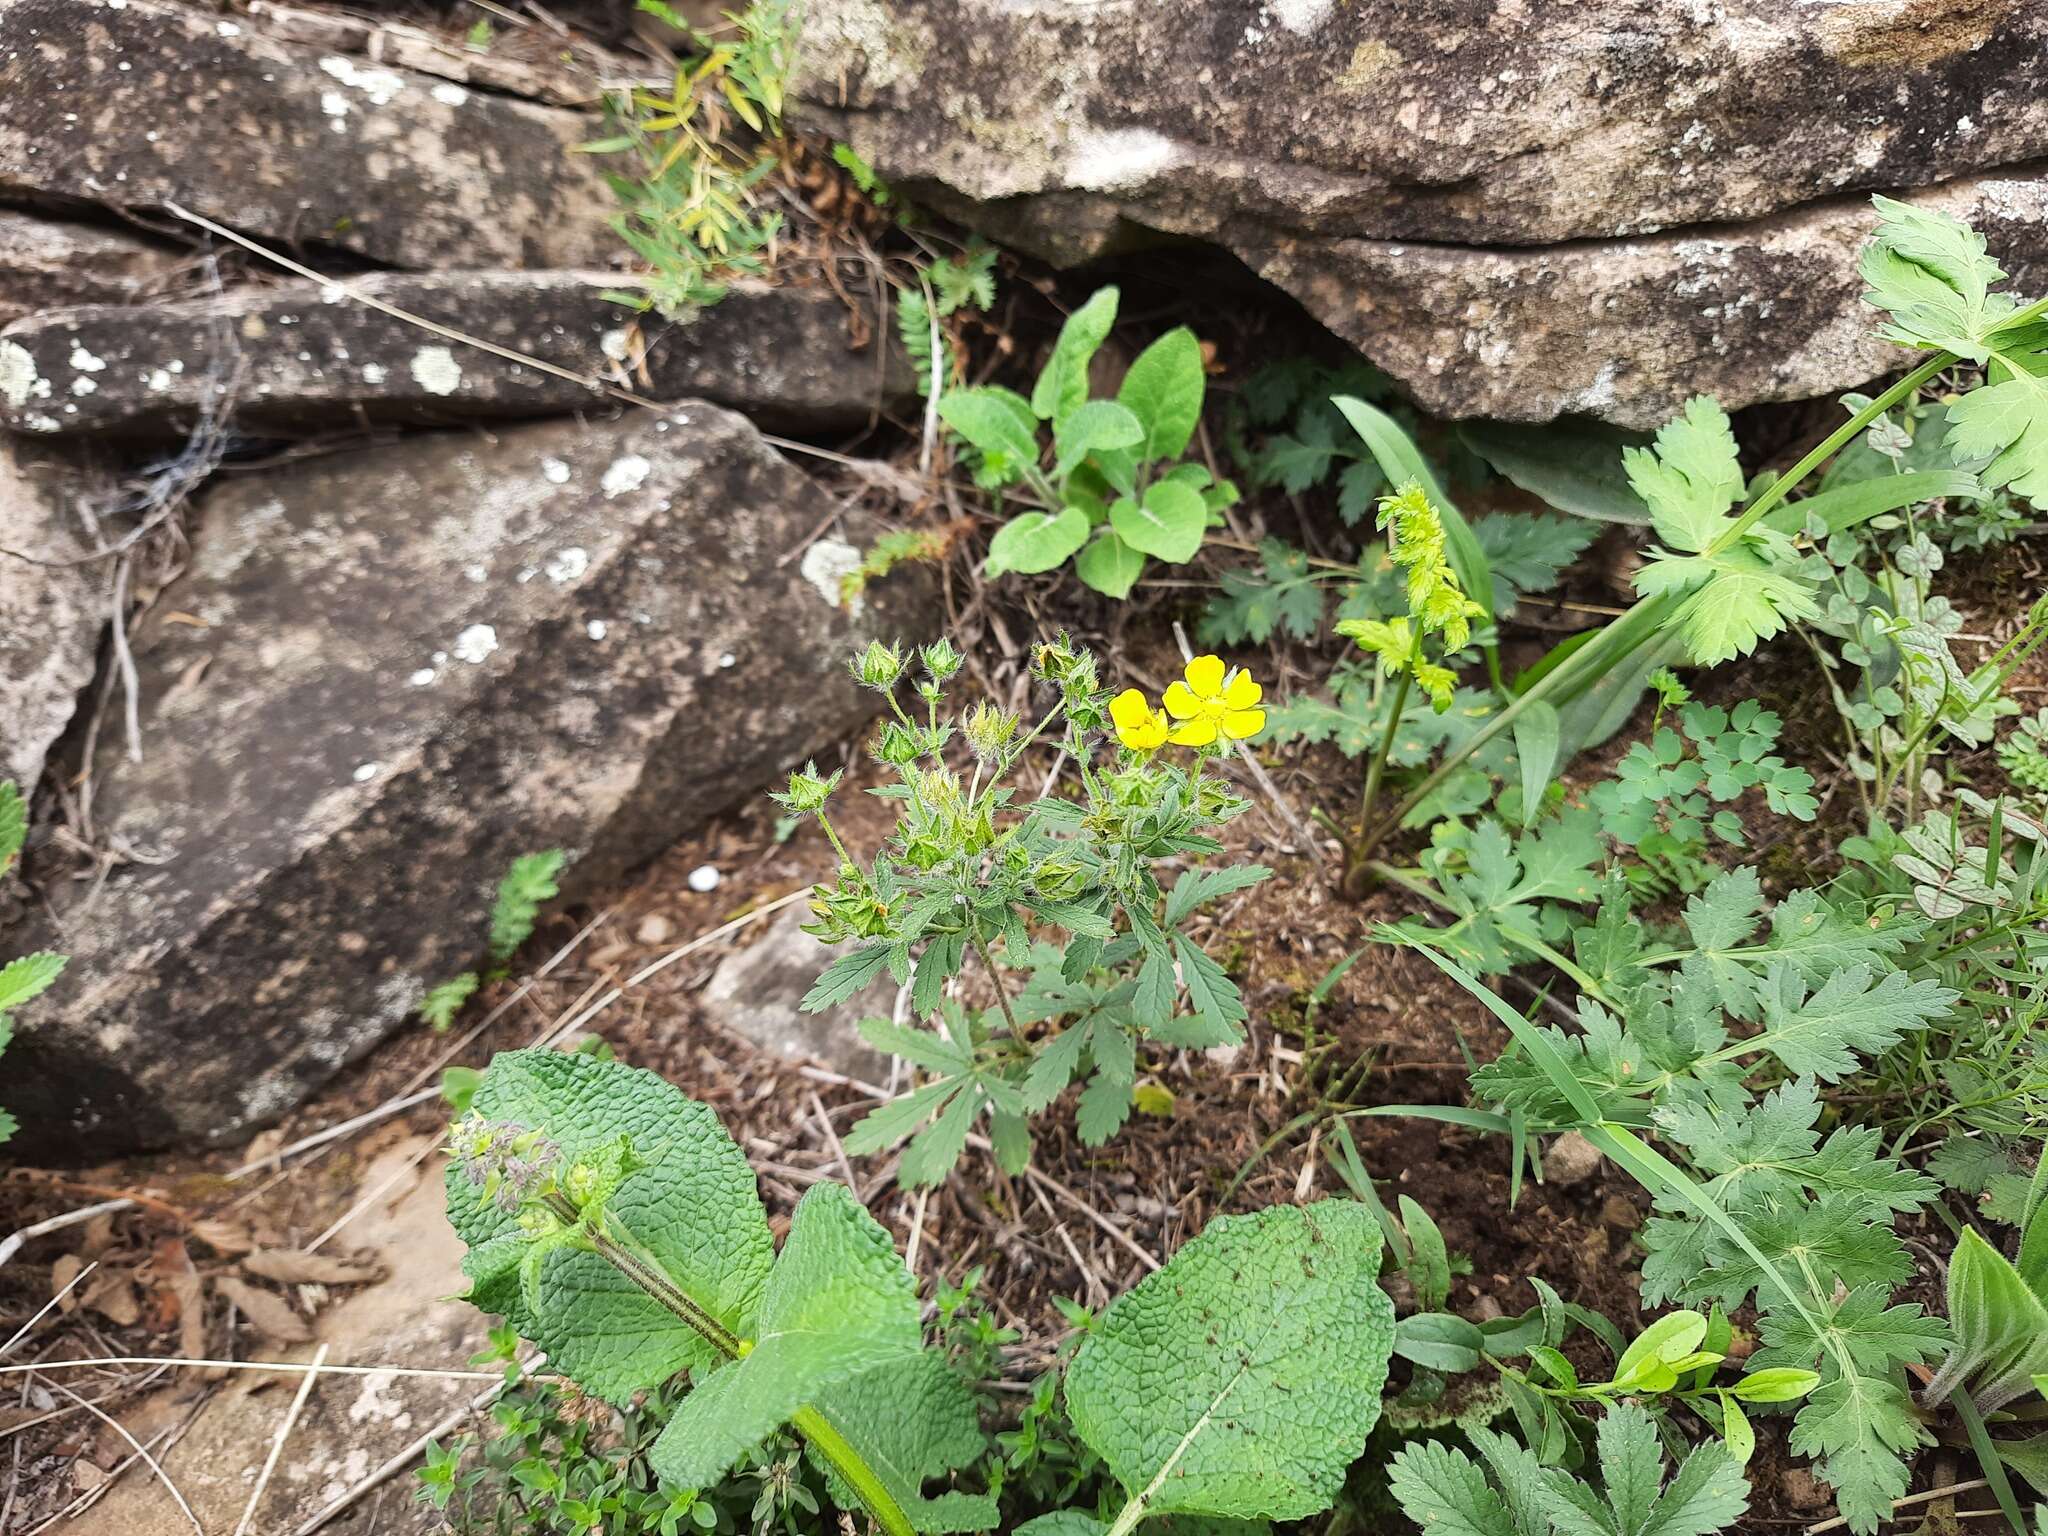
[1063,1200,1394,1523]
[1859,196,2011,360]
[1624,398,1743,554]
[1387,1441,1517,1536]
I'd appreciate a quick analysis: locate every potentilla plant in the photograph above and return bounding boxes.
[781,637,1270,1186]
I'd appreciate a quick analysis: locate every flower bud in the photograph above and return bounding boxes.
[772,761,841,815]
[962,700,1019,761]
[849,639,907,690]
[920,637,963,683]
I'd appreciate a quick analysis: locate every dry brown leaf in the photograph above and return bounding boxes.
[82,1270,141,1328]
[241,1248,386,1286]
[71,1460,107,1492]
[215,1277,313,1344]
[50,1253,84,1312]
[188,1217,256,1256]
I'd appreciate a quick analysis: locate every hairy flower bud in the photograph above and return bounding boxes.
[962,701,1019,762]
[850,639,907,691]
[920,637,963,683]
[772,761,841,815]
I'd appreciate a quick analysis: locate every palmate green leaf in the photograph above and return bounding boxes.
[1736,963,1953,1082]
[445,1051,774,1402]
[1387,1441,1516,1536]
[1623,397,1743,553]
[1200,539,1322,646]
[1702,1196,1911,1312]
[1787,1368,1927,1535]
[1751,1285,1950,1380]
[1474,513,1599,615]
[1064,1200,1394,1523]
[0,951,66,1012]
[1859,195,2012,361]
[1946,363,2048,502]
[1636,550,1821,666]
[650,1181,922,1491]
[1655,1081,1935,1216]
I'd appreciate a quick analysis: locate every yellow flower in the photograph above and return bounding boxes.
[1109,687,1170,752]
[1163,655,1264,747]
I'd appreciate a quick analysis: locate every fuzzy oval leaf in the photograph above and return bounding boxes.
[939,387,1040,479]
[1111,479,1207,564]
[444,1050,774,1401]
[1032,287,1119,422]
[1075,530,1147,599]
[1118,326,1205,459]
[1064,1200,1394,1523]
[986,507,1089,577]
[1053,399,1145,479]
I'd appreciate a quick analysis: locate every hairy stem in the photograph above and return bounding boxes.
[972,930,1024,1039]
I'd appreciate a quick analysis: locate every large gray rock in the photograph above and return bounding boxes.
[0,437,110,793]
[4,405,936,1156]
[0,211,180,328]
[794,0,2048,424]
[702,904,896,1084]
[0,275,914,438]
[1253,172,2048,428]
[0,0,614,270]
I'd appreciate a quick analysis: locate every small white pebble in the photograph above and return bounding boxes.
[587,619,608,640]
[452,623,498,664]
[408,667,437,687]
[687,864,721,894]
[352,762,379,782]
[541,456,571,485]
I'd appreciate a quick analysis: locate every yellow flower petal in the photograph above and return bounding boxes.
[1222,671,1262,710]
[1169,717,1219,748]
[1162,680,1201,720]
[1126,713,1169,751]
[1221,708,1265,740]
[1109,688,1153,731]
[1183,654,1226,698]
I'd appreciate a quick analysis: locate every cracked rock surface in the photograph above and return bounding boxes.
[4,407,936,1157]
[793,0,2048,424]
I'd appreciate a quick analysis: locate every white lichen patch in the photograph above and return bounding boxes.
[360,362,387,385]
[1270,0,1334,33]
[68,344,106,372]
[1065,127,1180,193]
[452,623,499,664]
[320,88,350,130]
[544,546,590,585]
[408,346,463,396]
[599,326,634,362]
[600,453,652,498]
[408,666,437,687]
[586,619,608,640]
[541,456,572,485]
[352,761,379,782]
[146,367,173,391]
[430,81,469,106]
[799,537,864,615]
[70,375,97,395]
[319,55,405,107]
[1,340,50,408]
